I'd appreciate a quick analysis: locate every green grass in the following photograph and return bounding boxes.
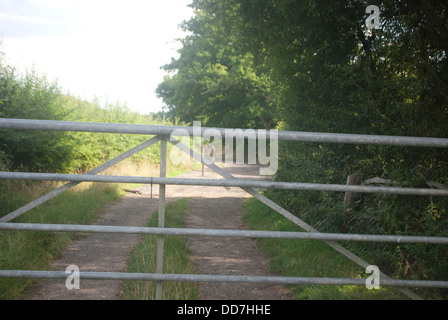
[120,198,200,300]
[242,197,408,300]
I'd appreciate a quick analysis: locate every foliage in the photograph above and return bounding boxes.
[156,0,448,297]
[55,95,168,172]
[156,2,277,129]
[0,63,72,172]
[0,51,174,174]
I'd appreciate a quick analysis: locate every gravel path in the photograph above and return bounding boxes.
[26,163,291,300]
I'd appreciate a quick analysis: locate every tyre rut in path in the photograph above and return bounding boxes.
[26,164,291,300]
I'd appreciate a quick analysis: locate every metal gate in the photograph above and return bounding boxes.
[0,118,448,300]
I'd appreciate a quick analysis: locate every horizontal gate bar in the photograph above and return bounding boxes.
[1,171,447,196]
[1,270,447,288]
[1,223,447,244]
[1,118,448,147]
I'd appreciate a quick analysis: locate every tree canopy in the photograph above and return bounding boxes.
[158,0,447,135]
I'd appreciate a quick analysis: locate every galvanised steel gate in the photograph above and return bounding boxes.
[0,118,448,300]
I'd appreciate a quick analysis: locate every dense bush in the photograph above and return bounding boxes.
[0,52,173,174]
[269,140,448,297]
[0,64,73,172]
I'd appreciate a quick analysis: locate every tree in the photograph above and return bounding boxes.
[156,1,277,129]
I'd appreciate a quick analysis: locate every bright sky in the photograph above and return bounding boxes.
[0,0,193,115]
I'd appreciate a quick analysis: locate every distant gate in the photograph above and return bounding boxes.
[0,118,448,300]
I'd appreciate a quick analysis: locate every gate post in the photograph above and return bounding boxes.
[156,137,167,300]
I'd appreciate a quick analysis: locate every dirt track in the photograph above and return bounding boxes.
[26,163,291,300]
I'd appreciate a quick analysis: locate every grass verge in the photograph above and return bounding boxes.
[119,198,200,300]
[242,197,408,300]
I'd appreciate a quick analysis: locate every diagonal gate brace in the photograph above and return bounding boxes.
[0,135,161,223]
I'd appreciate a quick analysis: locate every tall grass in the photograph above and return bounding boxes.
[242,197,409,300]
[120,198,200,300]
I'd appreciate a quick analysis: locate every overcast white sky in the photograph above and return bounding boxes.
[0,0,193,115]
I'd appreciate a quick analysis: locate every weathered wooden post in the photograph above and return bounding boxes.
[344,173,362,208]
